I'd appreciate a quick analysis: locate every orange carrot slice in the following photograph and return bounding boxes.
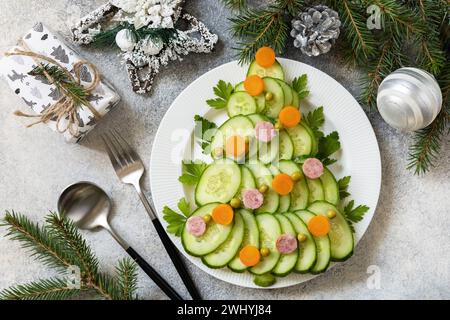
[244,75,265,96]
[255,47,276,68]
[212,204,234,225]
[225,135,248,158]
[272,173,294,196]
[239,245,261,267]
[279,106,302,128]
[307,215,330,237]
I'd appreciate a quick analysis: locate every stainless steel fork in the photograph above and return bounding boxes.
[102,129,201,300]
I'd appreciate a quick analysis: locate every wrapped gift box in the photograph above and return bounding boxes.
[0,22,120,143]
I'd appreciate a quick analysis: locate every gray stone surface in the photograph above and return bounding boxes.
[0,0,449,300]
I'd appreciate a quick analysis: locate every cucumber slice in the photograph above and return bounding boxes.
[307,201,354,261]
[284,213,316,273]
[247,59,285,80]
[237,165,256,196]
[279,130,294,160]
[276,79,293,106]
[268,165,290,213]
[301,122,318,156]
[195,159,241,206]
[253,273,276,287]
[286,123,313,157]
[202,210,245,268]
[245,161,279,213]
[182,203,233,256]
[247,113,270,125]
[272,214,298,276]
[258,138,279,164]
[263,77,285,119]
[235,83,265,112]
[227,92,257,117]
[319,167,340,206]
[295,210,331,274]
[291,88,299,108]
[306,177,324,203]
[210,115,254,159]
[278,160,309,210]
[250,214,282,275]
[228,209,260,272]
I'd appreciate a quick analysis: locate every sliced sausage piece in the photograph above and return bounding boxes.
[255,121,276,142]
[186,216,206,237]
[242,188,264,209]
[302,158,324,179]
[276,234,298,254]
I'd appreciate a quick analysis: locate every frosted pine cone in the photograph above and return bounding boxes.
[291,5,341,57]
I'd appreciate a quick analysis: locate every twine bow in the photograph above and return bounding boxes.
[5,43,102,137]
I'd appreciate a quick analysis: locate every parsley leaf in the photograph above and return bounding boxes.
[338,176,351,199]
[304,107,325,139]
[343,200,369,232]
[178,160,207,186]
[292,74,310,99]
[163,198,192,236]
[194,115,217,154]
[206,80,234,109]
[317,131,341,163]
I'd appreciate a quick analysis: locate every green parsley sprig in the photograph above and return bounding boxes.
[162,198,192,237]
[206,80,235,109]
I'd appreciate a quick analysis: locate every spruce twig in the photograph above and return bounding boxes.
[0,278,81,300]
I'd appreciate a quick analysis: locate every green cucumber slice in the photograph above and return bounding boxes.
[263,77,285,119]
[228,209,260,272]
[253,273,276,287]
[295,210,331,274]
[307,201,354,261]
[227,92,257,117]
[202,210,245,268]
[319,167,340,206]
[237,165,256,197]
[279,130,294,160]
[235,82,265,112]
[306,177,324,203]
[258,138,279,164]
[301,122,318,156]
[182,203,233,257]
[278,160,309,210]
[247,113,270,125]
[195,159,241,206]
[247,59,285,80]
[291,88,299,108]
[284,213,316,273]
[245,161,279,213]
[250,214,282,275]
[268,165,290,213]
[286,123,313,157]
[210,115,254,159]
[272,214,298,276]
[276,79,293,106]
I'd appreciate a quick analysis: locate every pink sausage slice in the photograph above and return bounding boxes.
[186,216,206,237]
[276,234,298,254]
[255,121,276,143]
[302,158,324,179]
[242,188,264,209]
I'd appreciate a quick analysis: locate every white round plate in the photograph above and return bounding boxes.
[150,58,381,289]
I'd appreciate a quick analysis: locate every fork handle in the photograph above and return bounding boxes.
[126,246,183,300]
[135,189,202,300]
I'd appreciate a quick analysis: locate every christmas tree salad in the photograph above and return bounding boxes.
[163,47,369,287]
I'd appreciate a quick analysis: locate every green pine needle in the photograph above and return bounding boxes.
[221,0,247,11]
[0,278,81,300]
[116,258,139,300]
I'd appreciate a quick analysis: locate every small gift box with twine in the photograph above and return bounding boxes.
[0,22,120,143]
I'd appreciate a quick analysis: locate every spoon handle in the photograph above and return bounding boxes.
[126,246,183,300]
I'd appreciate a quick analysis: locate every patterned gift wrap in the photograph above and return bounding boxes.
[0,22,121,143]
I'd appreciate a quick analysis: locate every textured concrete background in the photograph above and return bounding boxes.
[0,0,449,300]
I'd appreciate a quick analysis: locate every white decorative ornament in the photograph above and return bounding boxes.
[141,35,164,55]
[115,29,137,51]
[377,67,442,131]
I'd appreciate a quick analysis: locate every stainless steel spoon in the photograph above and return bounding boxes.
[57,181,182,300]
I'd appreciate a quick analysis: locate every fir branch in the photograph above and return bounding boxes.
[116,258,139,300]
[275,0,305,16]
[221,0,247,11]
[1,211,73,273]
[0,278,81,300]
[407,63,450,174]
[230,7,288,64]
